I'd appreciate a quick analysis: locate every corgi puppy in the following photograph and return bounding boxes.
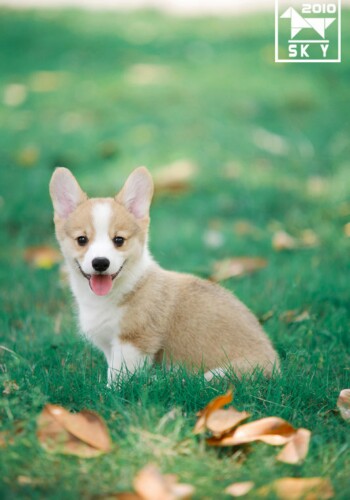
[50,167,279,383]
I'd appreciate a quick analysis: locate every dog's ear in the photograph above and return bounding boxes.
[116,167,154,219]
[49,167,87,219]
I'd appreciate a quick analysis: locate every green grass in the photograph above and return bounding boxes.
[1,7,350,499]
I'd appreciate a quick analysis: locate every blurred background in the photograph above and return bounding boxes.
[1,2,350,496]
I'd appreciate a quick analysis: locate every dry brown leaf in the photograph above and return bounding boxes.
[37,404,111,457]
[3,380,19,395]
[133,464,194,500]
[225,481,255,497]
[193,389,233,435]
[16,145,40,167]
[206,408,251,437]
[280,310,310,324]
[154,160,197,194]
[337,389,350,421]
[211,257,267,281]
[24,246,62,269]
[233,220,260,237]
[272,231,297,251]
[207,417,295,447]
[264,477,334,500]
[300,230,319,248]
[276,428,311,464]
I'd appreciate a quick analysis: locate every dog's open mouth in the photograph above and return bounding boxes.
[76,261,125,296]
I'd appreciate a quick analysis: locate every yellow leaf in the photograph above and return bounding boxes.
[206,408,251,437]
[37,404,111,457]
[264,477,334,500]
[207,417,295,447]
[337,389,350,422]
[133,464,194,500]
[276,428,311,464]
[193,389,233,435]
[154,160,197,194]
[24,246,62,269]
[211,257,267,281]
[225,481,255,497]
[272,231,297,251]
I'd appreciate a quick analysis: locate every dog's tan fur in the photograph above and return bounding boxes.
[50,167,279,378]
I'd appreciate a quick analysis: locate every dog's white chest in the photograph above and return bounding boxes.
[78,297,124,353]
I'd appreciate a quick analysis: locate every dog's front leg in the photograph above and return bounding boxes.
[107,340,149,386]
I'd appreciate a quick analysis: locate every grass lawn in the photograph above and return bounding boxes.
[0,7,350,499]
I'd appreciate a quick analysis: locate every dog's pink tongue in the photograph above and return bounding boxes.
[90,275,113,296]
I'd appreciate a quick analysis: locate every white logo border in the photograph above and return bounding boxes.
[275,0,342,63]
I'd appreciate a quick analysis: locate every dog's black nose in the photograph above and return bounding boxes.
[92,257,110,272]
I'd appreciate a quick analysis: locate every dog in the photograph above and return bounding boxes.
[50,166,279,384]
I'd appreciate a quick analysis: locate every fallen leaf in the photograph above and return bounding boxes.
[3,380,19,395]
[264,477,334,500]
[3,83,27,106]
[280,310,310,324]
[154,160,197,194]
[344,223,350,238]
[16,145,40,167]
[337,389,350,421]
[37,404,111,457]
[307,176,328,197]
[272,231,297,251]
[207,417,296,447]
[276,428,311,464]
[206,408,251,437]
[300,229,319,248]
[211,257,267,281]
[193,389,233,435]
[133,464,194,500]
[225,481,255,497]
[233,220,261,237]
[30,71,65,92]
[24,246,62,269]
[125,64,172,86]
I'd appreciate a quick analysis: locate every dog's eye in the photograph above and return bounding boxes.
[113,236,125,248]
[77,236,88,246]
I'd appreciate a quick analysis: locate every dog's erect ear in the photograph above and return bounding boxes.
[49,167,87,219]
[116,167,154,219]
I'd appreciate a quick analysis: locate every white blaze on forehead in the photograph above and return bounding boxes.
[92,201,113,240]
[82,201,119,271]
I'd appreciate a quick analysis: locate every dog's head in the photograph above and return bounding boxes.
[49,167,153,296]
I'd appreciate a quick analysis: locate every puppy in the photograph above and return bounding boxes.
[50,167,279,383]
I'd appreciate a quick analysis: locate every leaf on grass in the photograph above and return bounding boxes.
[206,408,251,437]
[30,71,65,92]
[24,246,62,269]
[125,64,172,86]
[337,389,350,422]
[276,428,311,464]
[272,231,297,251]
[280,310,310,324]
[261,477,334,500]
[193,389,233,435]
[211,257,267,281]
[4,83,27,107]
[344,223,350,238]
[154,160,197,194]
[133,464,194,500]
[225,481,255,497]
[16,145,40,167]
[37,404,111,457]
[300,229,319,248]
[207,417,296,447]
[3,380,19,395]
